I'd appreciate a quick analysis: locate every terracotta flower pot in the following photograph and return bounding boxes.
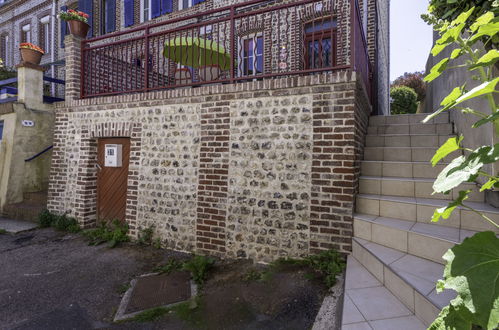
[68,20,90,38]
[20,48,43,65]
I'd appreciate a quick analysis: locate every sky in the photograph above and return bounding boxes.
[390,0,434,82]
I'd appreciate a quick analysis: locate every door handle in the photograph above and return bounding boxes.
[96,163,102,171]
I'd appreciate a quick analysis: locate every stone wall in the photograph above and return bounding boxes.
[48,71,371,261]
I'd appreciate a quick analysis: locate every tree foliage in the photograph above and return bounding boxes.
[390,86,418,114]
[391,71,426,101]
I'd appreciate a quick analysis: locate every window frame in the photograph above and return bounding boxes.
[140,0,152,23]
[21,23,31,43]
[39,15,51,54]
[0,34,8,66]
[178,0,193,11]
[238,33,264,77]
[303,17,337,70]
[0,121,4,140]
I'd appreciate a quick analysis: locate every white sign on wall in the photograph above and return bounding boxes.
[22,120,34,127]
[104,144,123,167]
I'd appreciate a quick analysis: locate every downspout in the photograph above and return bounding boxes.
[50,0,56,95]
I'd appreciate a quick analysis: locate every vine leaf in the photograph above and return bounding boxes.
[433,144,499,193]
[480,178,499,192]
[470,11,494,32]
[423,87,463,123]
[473,111,499,128]
[470,21,499,42]
[470,49,499,70]
[431,190,470,223]
[429,303,473,330]
[425,58,450,82]
[433,232,499,330]
[431,136,463,166]
[454,78,499,105]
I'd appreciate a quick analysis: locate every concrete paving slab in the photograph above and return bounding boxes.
[0,218,38,233]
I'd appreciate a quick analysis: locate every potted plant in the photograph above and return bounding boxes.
[59,9,90,38]
[19,43,45,65]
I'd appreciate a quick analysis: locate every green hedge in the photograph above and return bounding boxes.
[390,86,418,114]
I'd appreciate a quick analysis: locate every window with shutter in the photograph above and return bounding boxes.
[78,0,93,36]
[140,0,152,23]
[124,0,134,27]
[101,0,116,34]
[0,35,7,66]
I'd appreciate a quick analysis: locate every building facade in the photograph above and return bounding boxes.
[4,0,389,261]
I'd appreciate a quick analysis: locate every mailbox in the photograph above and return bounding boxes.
[104,144,122,167]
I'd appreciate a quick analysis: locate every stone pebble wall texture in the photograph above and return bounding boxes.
[48,72,370,261]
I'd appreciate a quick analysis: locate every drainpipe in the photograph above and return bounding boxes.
[50,0,56,95]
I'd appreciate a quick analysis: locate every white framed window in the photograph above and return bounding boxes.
[40,15,51,54]
[1,35,8,66]
[238,33,263,76]
[179,0,193,11]
[22,24,31,43]
[140,0,152,22]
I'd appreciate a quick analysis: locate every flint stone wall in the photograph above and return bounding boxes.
[48,71,371,261]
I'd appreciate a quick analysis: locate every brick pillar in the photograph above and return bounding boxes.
[64,34,83,101]
[196,101,231,257]
[310,79,357,254]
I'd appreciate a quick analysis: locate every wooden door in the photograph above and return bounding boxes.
[97,137,130,223]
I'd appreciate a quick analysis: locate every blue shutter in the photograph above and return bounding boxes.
[60,5,67,48]
[106,0,116,33]
[160,0,172,14]
[151,0,161,18]
[124,0,134,27]
[193,0,205,5]
[78,0,93,37]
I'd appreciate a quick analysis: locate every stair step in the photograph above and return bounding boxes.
[352,238,456,326]
[342,256,426,329]
[364,146,458,162]
[2,202,45,222]
[361,160,448,179]
[353,213,475,264]
[356,194,499,233]
[369,113,449,126]
[359,176,484,202]
[367,123,453,136]
[365,134,455,147]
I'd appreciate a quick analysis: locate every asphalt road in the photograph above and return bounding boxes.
[0,228,183,330]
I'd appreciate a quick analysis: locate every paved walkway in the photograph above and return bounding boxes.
[0,218,38,234]
[342,256,426,330]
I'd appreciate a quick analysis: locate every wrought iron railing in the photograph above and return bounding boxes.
[81,0,372,100]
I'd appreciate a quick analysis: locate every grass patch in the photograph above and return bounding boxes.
[171,297,204,327]
[154,258,183,275]
[0,229,7,234]
[152,237,162,249]
[182,255,215,286]
[246,249,345,288]
[129,306,170,322]
[81,220,129,248]
[117,283,131,295]
[137,226,154,245]
[38,209,80,233]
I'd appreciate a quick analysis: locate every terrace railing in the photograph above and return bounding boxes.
[81,0,372,100]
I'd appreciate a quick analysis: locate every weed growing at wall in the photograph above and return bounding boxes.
[82,220,129,248]
[182,255,215,286]
[137,226,154,245]
[154,259,183,275]
[38,210,80,233]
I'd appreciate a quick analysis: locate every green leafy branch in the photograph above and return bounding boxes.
[424,5,499,330]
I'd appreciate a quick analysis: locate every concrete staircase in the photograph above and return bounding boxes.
[2,191,47,222]
[342,113,499,329]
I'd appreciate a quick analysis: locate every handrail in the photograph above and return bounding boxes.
[0,77,18,87]
[24,145,53,162]
[43,76,65,85]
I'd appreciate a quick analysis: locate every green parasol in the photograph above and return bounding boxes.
[163,37,231,71]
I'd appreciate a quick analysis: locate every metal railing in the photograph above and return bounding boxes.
[43,76,65,103]
[81,0,372,100]
[0,77,18,104]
